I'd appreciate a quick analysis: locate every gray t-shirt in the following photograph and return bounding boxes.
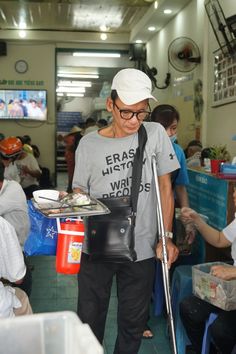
[73,122,180,261]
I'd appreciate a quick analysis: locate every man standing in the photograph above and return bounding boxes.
[73,68,180,353]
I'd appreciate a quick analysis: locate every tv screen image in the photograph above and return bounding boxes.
[0,89,47,121]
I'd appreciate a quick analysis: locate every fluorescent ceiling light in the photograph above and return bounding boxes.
[19,21,26,29]
[135,40,143,43]
[100,25,108,32]
[19,30,26,38]
[100,33,107,41]
[56,87,86,93]
[154,1,158,9]
[164,9,172,14]
[148,26,156,31]
[65,93,84,97]
[57,73,99,79]
[58,80,92,87]
[58,71,98,75]
[57,93,84,97]
[73,52,120,58]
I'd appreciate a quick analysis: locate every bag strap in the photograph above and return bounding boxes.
[130,124,147,215]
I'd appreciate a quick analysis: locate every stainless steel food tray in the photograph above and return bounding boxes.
[32,197,110,218]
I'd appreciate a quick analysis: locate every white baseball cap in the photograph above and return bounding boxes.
[111,68,157,105]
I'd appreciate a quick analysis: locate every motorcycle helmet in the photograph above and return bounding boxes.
[0,136,23,159]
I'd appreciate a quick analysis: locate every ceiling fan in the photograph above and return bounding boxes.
[204,0,236,56]
[168,37,201,72]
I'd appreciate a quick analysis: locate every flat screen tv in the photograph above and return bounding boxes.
[0,89,47,121]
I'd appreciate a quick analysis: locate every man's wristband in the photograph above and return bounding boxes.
[165,231,173,239]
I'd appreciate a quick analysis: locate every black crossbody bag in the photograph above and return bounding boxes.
[87,125,147,262]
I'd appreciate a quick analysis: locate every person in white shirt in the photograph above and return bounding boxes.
[15,150,42,199]
[0,216,32,318]
[0,161,32,296]
[27,99,45,118]
[180,190,236,354]
[0,163,30,246]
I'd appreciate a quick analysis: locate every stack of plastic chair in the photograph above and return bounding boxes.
[201,313,218,354]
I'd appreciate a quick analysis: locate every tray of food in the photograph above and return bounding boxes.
[32,190,110,218]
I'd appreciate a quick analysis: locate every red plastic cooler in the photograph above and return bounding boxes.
[56,218,84,274]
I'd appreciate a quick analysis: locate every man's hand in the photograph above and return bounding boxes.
[156,238,179,268]
[211,265,236,280]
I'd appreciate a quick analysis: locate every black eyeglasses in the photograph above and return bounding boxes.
[113,102,151,121]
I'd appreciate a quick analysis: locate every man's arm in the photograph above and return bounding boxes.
[156,173,179,267]
[158,173,174,231]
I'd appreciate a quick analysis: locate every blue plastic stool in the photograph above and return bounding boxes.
[201,312,218,354]
[153,233,205,317]
[171,265,193,354]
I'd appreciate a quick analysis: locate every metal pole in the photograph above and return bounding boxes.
[151,154,177,354]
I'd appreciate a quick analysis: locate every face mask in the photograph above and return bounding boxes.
[170,134,177,143]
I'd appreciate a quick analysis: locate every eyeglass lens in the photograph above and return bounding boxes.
[114,103,150,120]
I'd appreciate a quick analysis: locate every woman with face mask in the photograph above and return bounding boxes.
[151,104,191,217]
[142,104,195,339]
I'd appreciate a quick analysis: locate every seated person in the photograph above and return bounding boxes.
[0,136,22,183]
[0,216,32,317]
[180,191,236,354]
[200,147,213,171]
[97,119,108,128]
[0,161,32,296]
[0,136,42,198]
[0,161,30,246]
[83,117,99,135]
[15,142,42,199]
[184,140,202,168]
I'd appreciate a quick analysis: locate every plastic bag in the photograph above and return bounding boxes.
[24,200,58,256]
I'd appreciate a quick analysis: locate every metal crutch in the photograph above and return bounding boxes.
[151,154,177,354]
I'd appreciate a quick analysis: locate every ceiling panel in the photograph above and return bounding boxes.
[0,0,193,101]
[0,0,150,33]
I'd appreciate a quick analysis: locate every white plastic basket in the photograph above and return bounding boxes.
[0,311,103,354]
[192,262,236,311]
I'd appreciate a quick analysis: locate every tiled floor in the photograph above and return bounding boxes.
[28,255,172,354]
[28,172,172,354]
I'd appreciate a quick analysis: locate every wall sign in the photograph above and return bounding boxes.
[187,169,228,229]
[212,50,236,107]
[0,79,44,86]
